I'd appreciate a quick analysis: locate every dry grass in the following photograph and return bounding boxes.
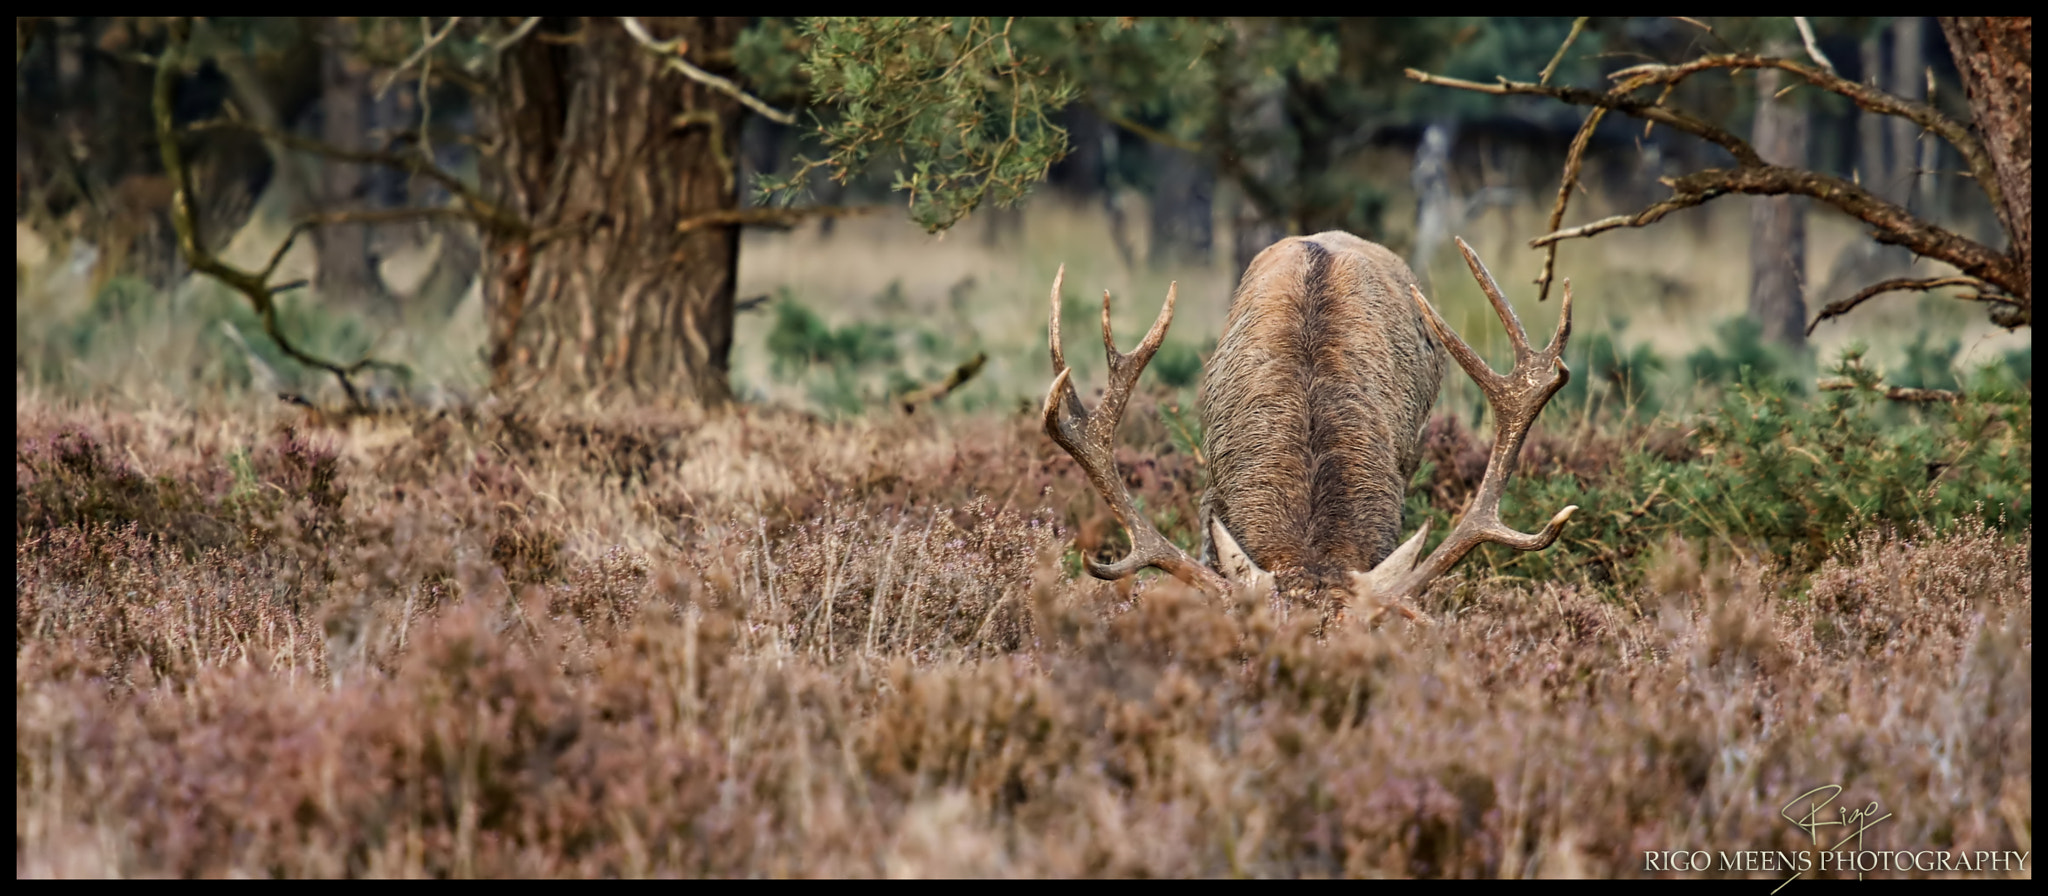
[14,388,2031,878]
[18,173,2027,416]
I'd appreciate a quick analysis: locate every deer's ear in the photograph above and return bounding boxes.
[1212,518,1275,590]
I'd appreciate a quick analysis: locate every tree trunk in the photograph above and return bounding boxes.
[1748,45,1811,350]
[410,224,482,320]
[1226,81,1289,282]
[1147,141,1213,269]
[1409,123,1454,293]
[1048,104,1106,199]
[1823,30,1916,304]
[313,20,394,314]
[482,17,745,404]
[1856,33,1891,199]
[1887,18,1928,209]
[1940,17,2032,314]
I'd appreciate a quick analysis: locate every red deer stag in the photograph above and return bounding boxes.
[1043,233,1577,623]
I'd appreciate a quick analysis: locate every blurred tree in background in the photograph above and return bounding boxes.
[16,17,2028,407]
[779,16,2026,341]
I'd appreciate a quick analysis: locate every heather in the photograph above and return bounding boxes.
[14,387,2031,878]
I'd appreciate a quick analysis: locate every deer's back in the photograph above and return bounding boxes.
[1199,232,1445,575]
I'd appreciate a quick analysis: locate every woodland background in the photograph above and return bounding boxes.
[15,17,2031,878]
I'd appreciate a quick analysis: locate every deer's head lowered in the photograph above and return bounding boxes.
[1042,233,1576,624]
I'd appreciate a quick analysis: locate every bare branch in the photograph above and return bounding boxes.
[1408,66,2024,307]
[375,16,461,99]
[1536,107,1604,301]
[299,206,475,228]
[186,118,525,237]
[899,352,988,414]
[1092,102,1204,153]
[1403,69,1764,166]
[620,17,796,125]
[1539,17,1589,85]
[1792,18,1837,75]
[1530,193,1713,246]
[1604,54,1996,209]
[492,17,542,53]
[1806,276,2008,335]
[673,205,875,236]
[155,25,409,413]
[1533,164,2019,297]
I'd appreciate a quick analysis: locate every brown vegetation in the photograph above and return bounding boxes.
[14,391,2032,878]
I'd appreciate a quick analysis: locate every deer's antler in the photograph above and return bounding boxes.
[1043,266,1228,594]
[1351,238,1578,620]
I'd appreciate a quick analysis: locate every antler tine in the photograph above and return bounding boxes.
[1049,264,1068,374]
[1134,281,1178,362]
[1364,243,1577,604]
[1411,283,1507,395]
[1101,289,1121,365]
[1041,271,1227,595]
[1455,236,1533,363]
[1545,278,1573,361]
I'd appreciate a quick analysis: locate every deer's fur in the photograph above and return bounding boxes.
[1041,231,1576,624]
[1198,233,1444,594]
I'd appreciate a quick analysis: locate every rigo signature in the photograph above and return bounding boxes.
[1774,784,1892,891]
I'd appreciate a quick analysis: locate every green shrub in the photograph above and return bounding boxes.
[1151,340,1206,390]
[1685,316,1805,393]
[1674,353,2028,562]
[1554,329,1668,419]
[1416,347,2030,588]
[1891,331,1962,391]
[766,295,900,376]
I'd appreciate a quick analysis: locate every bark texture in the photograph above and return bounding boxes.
[1940,16,2032,311]
[1748,48,1811,350]
[483,17,745,403]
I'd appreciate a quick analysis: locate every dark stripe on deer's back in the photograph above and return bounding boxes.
[1296,240,1362,566]
[1200,238,1319,571]
[1297,237,1392,570]
[1308,234,1444,570]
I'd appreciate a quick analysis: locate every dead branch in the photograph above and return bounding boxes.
[154,22,407,413]
[1537,107,1603,302]
[620,17,796,125]
[1806,276,2010,335]
[491,17,543,53]
[1406,66,2024,313]
[375,16,461,98]
[1792,18,1836,76]
[257,207,475,286]
[298,207,475,228]
[674,205,875,236]
[1093,103,1204,154]
[1604,54,1996,208]
[185,118,525,237]
[899,352,989,414]
[1551,165,2016,298]
[1091,99,1291,228]
[1539,17,1589,85]
[1405,69,1765,165]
